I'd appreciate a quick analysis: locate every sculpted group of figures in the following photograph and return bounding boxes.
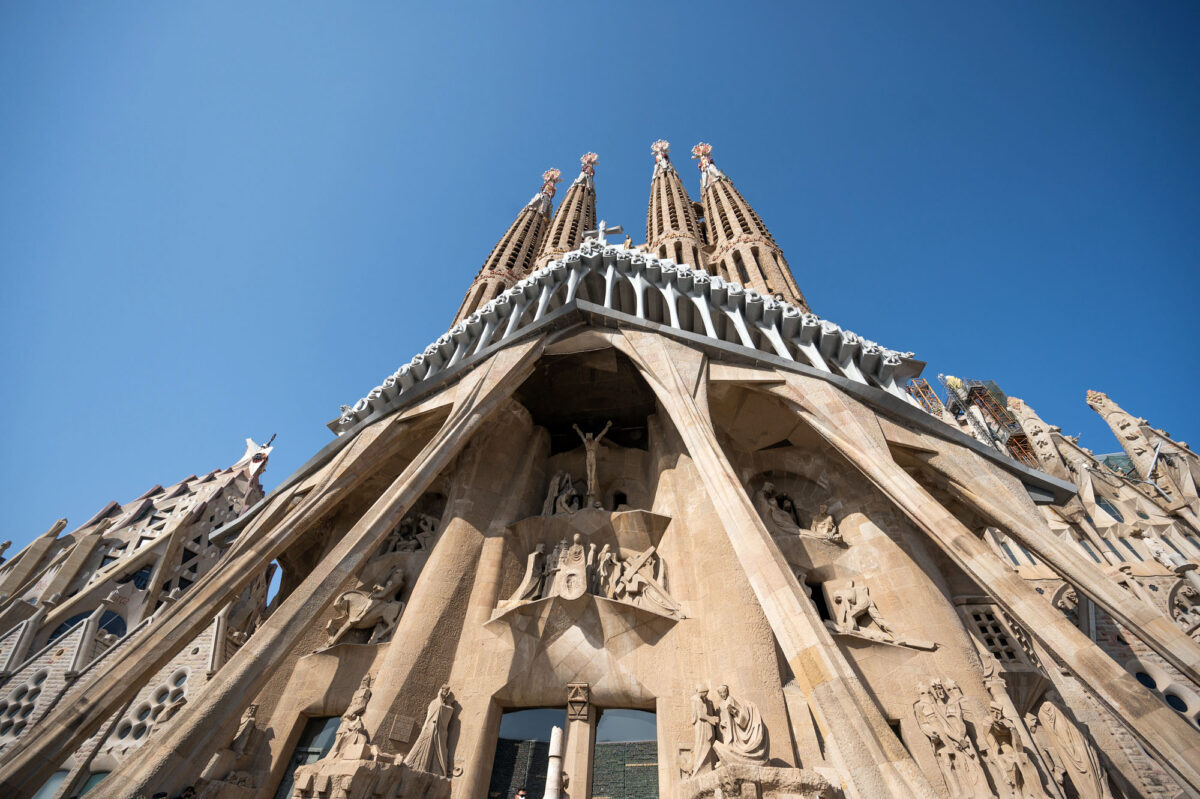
[543,422,614,514]
[326,677,456,776]
[502,533,682,618]
[688,684,769,777]
[754,482,844,544]
[914,676,1115,799]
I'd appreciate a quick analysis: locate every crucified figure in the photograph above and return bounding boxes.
[573,421,612,506]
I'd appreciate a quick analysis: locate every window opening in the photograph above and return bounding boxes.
[594,709,658,799]
[488,708,566,799]
[273,716,341,799]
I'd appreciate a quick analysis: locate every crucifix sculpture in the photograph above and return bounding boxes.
[583,220,623,246]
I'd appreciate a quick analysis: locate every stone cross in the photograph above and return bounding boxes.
[583,220,623,245]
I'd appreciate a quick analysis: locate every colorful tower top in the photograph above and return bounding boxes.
[647,140,706,270]
[454,169,559,322]
[536,153,599,270]
[691,142,725,189]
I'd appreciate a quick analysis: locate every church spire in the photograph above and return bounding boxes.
[691,143,809,310]
[453,169,560,324]
[646,140,706,270]
[535,152,598,271]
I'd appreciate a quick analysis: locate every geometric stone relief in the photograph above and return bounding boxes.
[110,667,190,755]
[0,668,47,742]
[913,678,992,799]
[823,579,936,651]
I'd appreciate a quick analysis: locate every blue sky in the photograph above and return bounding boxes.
[2,2,1198,551]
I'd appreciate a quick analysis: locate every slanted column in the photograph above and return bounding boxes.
[762,373,1200,794]
[562,683,595,799]
[615,330,938,799]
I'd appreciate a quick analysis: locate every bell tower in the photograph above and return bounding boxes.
[535,152,598,271]
[453,169,560,324]
[646,140,706,271]
[692,143,808,310]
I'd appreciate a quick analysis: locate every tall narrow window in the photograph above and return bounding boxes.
[273,716,341,799]
[488,708,566,799]
[732,251,750,284]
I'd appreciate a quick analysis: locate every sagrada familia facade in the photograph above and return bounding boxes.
[1,142,1199,799]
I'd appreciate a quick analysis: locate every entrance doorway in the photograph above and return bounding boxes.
[488,708,567,799]
[592,709,658,799]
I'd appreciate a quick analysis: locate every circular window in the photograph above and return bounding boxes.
[172,672,187,687]
[132,723,147,739]
[0,721,13,735]
[1136,672,1158,690]
[19,705,33,718]
[190,647,200,655]
[13,721,25,734]
[32,672,47,686]
[117,723,131,739]
[169,689,184,703]
[6,706,18,718]
[12,687,27,701]
[1165,694,1189,713]
[155,688,170,704]
[28,688,40,701]
[136,704,152,721]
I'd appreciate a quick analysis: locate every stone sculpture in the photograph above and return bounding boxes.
[712,685,768,767]
[500,537,682,617]
[382,511,438,554]
[830,580,896,641]
[543,472,582,516]
[808,504,843,543]
[981,701,1051,799]
[325,566,406,647]
[1034,701,1114,799]
[573,421,612,506]
[1146,536,1186,571]
[403,685,454,776]
[690,685,719,776]
[913,679,990,799]
[199,705,259,784]
[330,676,376,760]
[825,580,935,650]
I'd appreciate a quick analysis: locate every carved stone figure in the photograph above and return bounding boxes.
[573,421,612,506]
[1146,536,1186,571]
[1035,701,1114,799]
[325,566,406,647]
[613,546,681,617]
[404,685,454,776]
[980,702,1050,799]
[913,680,989,799]
[690,685,719,776]
[809,504,843,543]
[506,543,547,605]
[199,705,260,783]
[330,676,375,760]
[712,685,768,767]
[544,472,582,516]
[556,533,592,600]
[831,580,896,641]
[754,482,800,536]
[230,704,258,757]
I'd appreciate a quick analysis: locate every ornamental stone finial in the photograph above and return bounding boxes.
[691,143,724,188]
[541,168,562,199]
[1085,390,1108,406]
[580,152,598,177]
[652,139,670,164]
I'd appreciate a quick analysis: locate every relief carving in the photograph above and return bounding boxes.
[754,483,844,545]
[913,679,991,799]
[325,564,406,647]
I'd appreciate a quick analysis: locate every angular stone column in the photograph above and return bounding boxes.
[562,683,595,799]
[615,330,938,799]
[39,338,547,799]
[763,373,1200,794]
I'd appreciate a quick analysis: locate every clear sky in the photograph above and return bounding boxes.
[2,2,1198,552]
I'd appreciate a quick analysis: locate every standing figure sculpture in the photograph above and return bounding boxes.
[573,421,612,507]
[404,685,455,777]
[712,685,768,767]
[1035,701,1114,799]
[330,676,374,760]
[981,701,1051,799]
[690,685,719,776]
[913,680,989,799]
[504,543,548,606]
[754,482,801,536]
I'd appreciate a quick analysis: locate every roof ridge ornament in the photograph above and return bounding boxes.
[691,142,725,190]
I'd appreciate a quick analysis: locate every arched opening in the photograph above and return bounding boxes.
[48,609,126,644]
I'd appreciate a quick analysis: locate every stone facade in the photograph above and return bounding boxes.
[1,145,1199,799]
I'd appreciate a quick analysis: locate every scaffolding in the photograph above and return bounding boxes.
[906,377,945,416]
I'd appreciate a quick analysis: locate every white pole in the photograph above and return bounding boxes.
[545,725,564,799]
